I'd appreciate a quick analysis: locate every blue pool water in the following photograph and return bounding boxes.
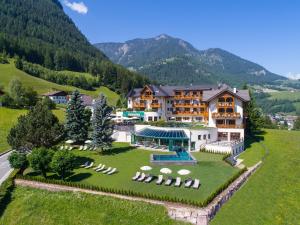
[152,150,194,161]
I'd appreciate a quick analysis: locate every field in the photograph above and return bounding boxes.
[268,91,300,101]
[0,62,119,105]
[211,129,300,225]
[0,107,65,153]
[24,143,240,204]
[0,186,186,225]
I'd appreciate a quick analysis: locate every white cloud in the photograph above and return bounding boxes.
[286,72,300,80]
[63,0,88,14]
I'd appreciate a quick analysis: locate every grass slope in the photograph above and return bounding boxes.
[211,129,300,225]
[0,186,186,225]
[0,108,65,153]
[25,143,239,204]
[0,62,119,105]
[268,91,300,101]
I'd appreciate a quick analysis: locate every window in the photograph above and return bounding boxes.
[218,108,225,113]
[208,134,211,139]
[193,91,197,96]
[218,97,225,102]
[226,108,233,113]
[154,117,158,121]
[183,117,189,120]
[167,100,170,104]
[128,100,131,104]
[198,135,201,140]
[148,116,153,121]
[203,135,207,140]
[226,97,233,102]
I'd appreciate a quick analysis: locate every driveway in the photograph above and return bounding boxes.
[0,151,13,185]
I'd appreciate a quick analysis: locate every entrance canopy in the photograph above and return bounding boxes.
[135,128,189,140]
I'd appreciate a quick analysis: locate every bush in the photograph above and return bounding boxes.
[51,150,76,180]
[8,152,28,174]
[28,148,54,178]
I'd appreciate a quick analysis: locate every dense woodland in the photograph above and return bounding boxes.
[0,0,149,94]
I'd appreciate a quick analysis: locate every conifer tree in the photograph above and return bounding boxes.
[91,94,113,152]
[65,90,91,143]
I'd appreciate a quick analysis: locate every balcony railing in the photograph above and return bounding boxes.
[150,103,161,108]
[173,103,206,108]
[216,124,244,129]
[141,95,153,100]
[173,111,208,116]
[217,102,234,107]
[133,102,145,108]
[174,95,202,100]
[212,112,241,119]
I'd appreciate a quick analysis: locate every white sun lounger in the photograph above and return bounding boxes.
[156,175,164,185]
[107,168,117,175]
[102,167,112,174]
[96,165,105,172]
[137,173,146,181]
[94,164,102,170]
[79,146,83,150]
[59,146,64,150]
[85,162,94,169]
[68,146,73,150]
[132,171,141,180]
[144,175,154,183]
[81,161,90,167]
[192,179,200,189]
[83,145,88,150]
[174,177,181,187]
[184,179,193,188]
[165,177,173,186]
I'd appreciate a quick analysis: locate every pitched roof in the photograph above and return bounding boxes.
[42,91,68,97]
[202,86,250,102]
[81,94,93,106]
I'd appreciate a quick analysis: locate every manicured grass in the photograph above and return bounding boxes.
[0,107,65,153]
[268,91,300,101]
[0,186,186,225]
[25,143,240,204]
[211,129,300,225]
[0,62,119,105]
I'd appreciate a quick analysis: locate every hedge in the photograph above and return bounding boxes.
[15,168,248,208]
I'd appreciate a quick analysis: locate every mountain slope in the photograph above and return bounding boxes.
[95,34,286,86]
[0,0,149,94]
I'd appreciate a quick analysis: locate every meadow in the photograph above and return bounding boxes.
[211,129,300,225]
[0,62,119,105]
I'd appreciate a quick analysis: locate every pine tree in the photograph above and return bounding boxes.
[244,89,264,135]
[294,117,300,130]
[91,94,113,152]
[65,90,91,143]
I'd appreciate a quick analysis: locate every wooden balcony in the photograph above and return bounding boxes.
[217,102,234,107]
[150,103,161,108]
[174,95,202,100]
[141,95,153,100]
[173,111,208,117]
[173,103,206,108]
[133,102,145,108]
[212,112,241,119]
[216,124,244,129]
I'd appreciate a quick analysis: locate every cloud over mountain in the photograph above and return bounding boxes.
[63,0,88,14]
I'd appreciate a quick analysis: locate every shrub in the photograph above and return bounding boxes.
[8,151,28,174]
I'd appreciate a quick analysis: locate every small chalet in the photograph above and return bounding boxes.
[42,91,68,104]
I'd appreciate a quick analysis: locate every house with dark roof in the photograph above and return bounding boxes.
[42,91,68,104]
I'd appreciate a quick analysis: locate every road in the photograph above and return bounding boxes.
[0,151,13,185]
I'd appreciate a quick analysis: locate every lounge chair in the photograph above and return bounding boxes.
[107,168,117,175]
[156,175,164,185]
[96,165,105,172]
[137,173,146,181]
[102,167,112,174]
[144,174,154,183]
[79,146,83,150]
[184,178,193,188]
[174,177,181,187]
[165,177,173,186]
[68,146,73,151]
[85,162,94,169]
[59,146,64,150]
[192,179,200,189]
[83,145,88,150]
[94,164,102,170]
[132,171,141,181]
[81,161,90,167]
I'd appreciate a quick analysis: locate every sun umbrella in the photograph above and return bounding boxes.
[65,140,74,144]
[85,140,92,144]
[140,166,152,171]
[160,168,172,174]
[177,169,191,175]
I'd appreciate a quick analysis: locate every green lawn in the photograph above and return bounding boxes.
[211,129,300,225]
[0,61,119,105]
[24,143,239,205]
[0,186,186,225]
[268,91,300,101]
[0,107,65,153]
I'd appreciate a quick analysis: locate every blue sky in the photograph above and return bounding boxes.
[61,0,300,78]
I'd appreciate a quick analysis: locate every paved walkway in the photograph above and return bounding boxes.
[0,151,13,185]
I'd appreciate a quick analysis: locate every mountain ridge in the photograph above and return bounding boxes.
[95,34,286,86]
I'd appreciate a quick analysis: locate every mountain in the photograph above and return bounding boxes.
[0,0,149,94]
[95,34,286,86]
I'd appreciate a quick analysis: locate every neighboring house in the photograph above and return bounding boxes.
[81,94,94,111]
[42,91,68,104]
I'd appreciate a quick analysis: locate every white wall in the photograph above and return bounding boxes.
[112,131,131,142]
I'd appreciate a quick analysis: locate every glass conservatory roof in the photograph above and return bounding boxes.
[135,128,189,140]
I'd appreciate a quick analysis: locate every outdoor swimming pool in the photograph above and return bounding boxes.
[150,149,197,165]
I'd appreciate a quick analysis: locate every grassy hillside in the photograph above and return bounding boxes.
[211,129,300,225]
[0,108,65,153]
[0,62,119,105]
[268,91,300,101]
[0,186,186,225]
